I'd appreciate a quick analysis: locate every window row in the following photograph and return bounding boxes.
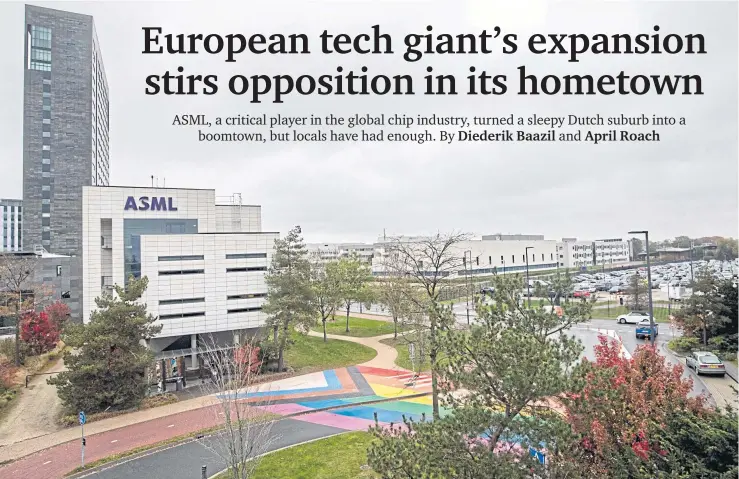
[156,254,268,261]
[158,293,267,305]
[157,306,263,320]
[157,266,267,275]
[158,255,205,261]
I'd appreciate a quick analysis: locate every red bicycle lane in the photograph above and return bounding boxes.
[0,403,226,479]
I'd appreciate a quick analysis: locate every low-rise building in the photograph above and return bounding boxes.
[305,242,374,264]
[372,234,559,277]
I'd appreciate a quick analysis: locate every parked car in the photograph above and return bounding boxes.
[617,311,649,324]
[635,319,659,339]
[686,351,726,377]
[573,290,591,298]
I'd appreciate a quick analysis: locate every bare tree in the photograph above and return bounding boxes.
[382,232,469,419]
[197,335,278,479]
[0,253,40,366]
[377,272,414,339]
[312,260,340,342]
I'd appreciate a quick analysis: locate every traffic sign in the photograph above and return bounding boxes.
[78,411,86,425]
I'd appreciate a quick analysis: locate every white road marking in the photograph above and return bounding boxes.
[43,461,52,465]
[167,424,175,428]
[110,439,118,443]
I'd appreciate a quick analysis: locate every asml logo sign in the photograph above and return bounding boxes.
[124,196,178,211]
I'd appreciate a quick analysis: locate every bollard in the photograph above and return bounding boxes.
[201,465,207,479]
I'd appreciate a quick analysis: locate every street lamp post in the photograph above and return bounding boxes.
[629,230,655,346]
[464,250,472,326]
[525,246,534,308]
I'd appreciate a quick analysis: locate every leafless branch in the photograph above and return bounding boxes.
[196,334,280,479]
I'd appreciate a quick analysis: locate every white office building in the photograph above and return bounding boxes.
[305,242,374,263]
[1,199,23,252]
[372,234,559,277]
[82,186,278,362]
[557,237,630,269]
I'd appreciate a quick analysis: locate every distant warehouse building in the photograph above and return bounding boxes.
[372,234,559,277]
[82,186,277,366]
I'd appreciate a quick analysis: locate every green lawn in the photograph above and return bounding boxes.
[312,317,398,338]
[380,335,434,372]
[236,431,377,479]
[590,305,673,322]
[285,332,377,371]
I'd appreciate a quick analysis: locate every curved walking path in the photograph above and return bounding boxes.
[306,331,404,371]
[0,328,404,475]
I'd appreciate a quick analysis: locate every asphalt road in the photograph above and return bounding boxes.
[79,418,347,479]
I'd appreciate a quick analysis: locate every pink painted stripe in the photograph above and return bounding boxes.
[356,366,403,377]
[257,403,313,415]
[291,411,378,431]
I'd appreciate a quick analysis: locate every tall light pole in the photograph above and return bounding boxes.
[525,246,534,308]
[464,250,472,325]
[629,230,655,346]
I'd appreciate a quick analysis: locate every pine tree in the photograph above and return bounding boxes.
[368,274,591,477]
[48,276,161,413]
[673,268,731,345]
[262,226,314,371]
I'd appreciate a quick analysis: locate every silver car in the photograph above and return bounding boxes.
[686,351,726,377]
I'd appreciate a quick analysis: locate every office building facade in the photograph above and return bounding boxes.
[23,5,109,255]
[1,199,23,252]
[82,186,277,364]
[557,238,630,269]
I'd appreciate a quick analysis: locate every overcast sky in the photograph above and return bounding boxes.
[0,0,736,243]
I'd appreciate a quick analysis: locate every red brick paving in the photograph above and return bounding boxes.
[1,403,227,479]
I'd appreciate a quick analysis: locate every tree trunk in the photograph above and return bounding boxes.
[278,323,289,371]
[273,325,278,343]
[345,305,350,333]
[322,319,327,343]
[702,323,708,346]
[429,321,439,419]
[430,348,439,419]
[393,316,398,339]
[277,345,284,372]
[14,315,21,366]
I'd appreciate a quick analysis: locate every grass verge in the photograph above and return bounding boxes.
[312,317,398,338]
[214,431,377,479]
[286,332,377,371]
[380,336,431,372]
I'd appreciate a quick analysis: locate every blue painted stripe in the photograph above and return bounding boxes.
[329,405,425,424]
[218,369,344,400]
